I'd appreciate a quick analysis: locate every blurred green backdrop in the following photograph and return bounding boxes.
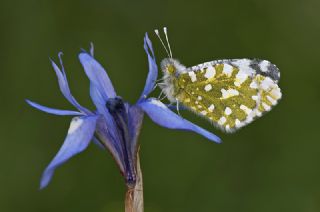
[1,0,320,211]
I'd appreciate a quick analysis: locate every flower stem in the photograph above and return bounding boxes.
[125,153,144,212]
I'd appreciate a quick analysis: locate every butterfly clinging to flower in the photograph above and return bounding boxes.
[155,27,282,133]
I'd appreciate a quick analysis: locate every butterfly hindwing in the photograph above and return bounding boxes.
[174,59,281,132]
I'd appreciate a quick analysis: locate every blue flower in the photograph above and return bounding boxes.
[27,33,221,189]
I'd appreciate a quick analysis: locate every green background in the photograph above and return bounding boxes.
[1,0,319,211]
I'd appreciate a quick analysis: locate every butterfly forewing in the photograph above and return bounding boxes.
[174,59,281,132]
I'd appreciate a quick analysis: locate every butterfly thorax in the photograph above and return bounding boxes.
[159,58,186,102]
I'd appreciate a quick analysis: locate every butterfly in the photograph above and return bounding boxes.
[155,27,282,133]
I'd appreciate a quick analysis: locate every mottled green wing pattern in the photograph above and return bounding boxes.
[174,60,281,132]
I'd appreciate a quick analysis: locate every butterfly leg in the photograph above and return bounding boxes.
[152,79,165,91]
[151,83,158,92]
[157,90,164,99]
[176,99,181,116]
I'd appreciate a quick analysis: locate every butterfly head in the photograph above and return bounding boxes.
[160,58,186,76]
[155,28,186,75]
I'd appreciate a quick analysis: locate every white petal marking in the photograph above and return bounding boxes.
[68,118,84,134]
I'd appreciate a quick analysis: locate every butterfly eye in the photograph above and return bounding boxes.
[167,64,176,74]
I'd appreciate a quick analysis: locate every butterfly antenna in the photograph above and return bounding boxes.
[163,27,173,58]
[154,29,171,58]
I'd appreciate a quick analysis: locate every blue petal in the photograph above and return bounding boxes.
[92,136,105,150]
[26,99,83,116]
[50,56,91,114]
[167,104,188,111]
[40,115,99,189]
[79,53,116,100]
[95,117,125,175]
[89,83,118,138]
[127,105,144,158]
[138,98,221,143]
[89,84,124,171]
[139,33,158,100]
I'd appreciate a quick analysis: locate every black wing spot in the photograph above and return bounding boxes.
[249,59,280,82]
